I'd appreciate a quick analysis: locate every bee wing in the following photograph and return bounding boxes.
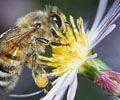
[0,27,35,92]
[0,27,35,60]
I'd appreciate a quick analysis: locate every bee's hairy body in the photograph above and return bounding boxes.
[0,6,66,92]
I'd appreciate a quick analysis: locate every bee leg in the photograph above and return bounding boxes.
[32,53,37,71]
[44,81,52,93]
[25,44,37,70]
[35,38,50,45]
[35,37,69,46]
[51,42,69,46]
[32,70,50,92]
[31,65,53,93]
[30,38,53,92]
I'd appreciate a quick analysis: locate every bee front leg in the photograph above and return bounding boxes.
[28,38,53,92]
[26,49,48,92]
[32,53,37,71]
[32,69,52,93]
[31,54,53,93]
[35,38,50,45]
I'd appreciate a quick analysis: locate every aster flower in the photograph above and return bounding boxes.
[9,0,120,100]
[38,0,120,99]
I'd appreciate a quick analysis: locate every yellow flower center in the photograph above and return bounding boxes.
[38,16,91,77]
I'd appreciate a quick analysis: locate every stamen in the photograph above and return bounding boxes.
[77,17,85,34]
[70,15,77,29]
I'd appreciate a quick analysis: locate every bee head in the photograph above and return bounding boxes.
[15,6,66,40]
[46,6,66,33]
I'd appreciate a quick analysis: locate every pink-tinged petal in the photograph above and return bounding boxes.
[67,72,78,100]
[95,70,120,96]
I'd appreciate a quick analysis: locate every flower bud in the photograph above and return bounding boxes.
[95,70,120,97]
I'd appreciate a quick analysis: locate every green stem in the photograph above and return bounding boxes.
[81,58,111,80]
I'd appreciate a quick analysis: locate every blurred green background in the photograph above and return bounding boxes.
[0,0,119,100]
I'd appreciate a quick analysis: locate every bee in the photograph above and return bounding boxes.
[0,6,66,92]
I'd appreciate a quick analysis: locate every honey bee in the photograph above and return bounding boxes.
[0,6,66,92]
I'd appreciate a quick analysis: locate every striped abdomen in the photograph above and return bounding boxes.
[0,28,31,92]
[0,49,23,92]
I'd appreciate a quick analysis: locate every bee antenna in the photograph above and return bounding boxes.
[8,90,44,98]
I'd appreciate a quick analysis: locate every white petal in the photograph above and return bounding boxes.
[67,72,78,100]
[84,20,89,31]
[90,3,119,43]
[90,0,108,33]
[88,0,120,49]
[43,72,69,100]
[95,0,120,32]
[54,69,77,100]
[60,69,77,89]
[54,88,66,100]
[90,0,119,36]
[52,76,62,85]
[86,53,97,61]
[89,24,116,50]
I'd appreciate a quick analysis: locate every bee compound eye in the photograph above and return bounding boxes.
[52,14,62,29]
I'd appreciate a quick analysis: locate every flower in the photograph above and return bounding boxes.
[38,0,120,99]
[39,16,90,100]
[95,70,120,96]
[9,0,120,99]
